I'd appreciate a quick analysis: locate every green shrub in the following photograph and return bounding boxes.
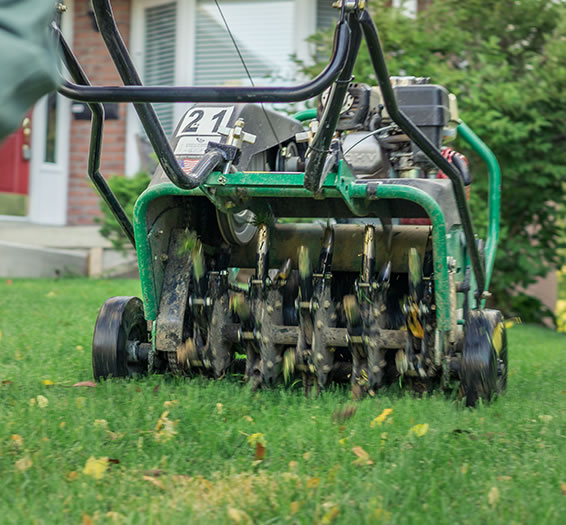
[97,172,151,252]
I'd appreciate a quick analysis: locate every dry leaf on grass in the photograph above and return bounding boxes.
[73,381,96,388]
[560,482,566,495]
[370,408,393,427]
[321,503,340,524]
[15,455,32,472]
[497,475,512,482]
[409,424,429,437]
[352,446,374,466]
[10,434,24,449]
[290,501,300,514]
[36,395,49,408]
[227,507,251,524]
[488,486,500,507]
[66,471,78,481]
[83,456,109,480]
[154,411,178,442]
[143,475,165,490]
[307,477,320,488]
[254,442,266,461]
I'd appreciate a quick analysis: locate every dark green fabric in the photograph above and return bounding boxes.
[0,0,60,141]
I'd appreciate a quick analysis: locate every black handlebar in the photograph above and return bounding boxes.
[55,0,486,297]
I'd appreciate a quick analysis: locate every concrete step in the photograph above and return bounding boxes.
[0,241,138,278]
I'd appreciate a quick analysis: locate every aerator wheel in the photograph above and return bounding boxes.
[460,309,508,407]
[92,296,148,380]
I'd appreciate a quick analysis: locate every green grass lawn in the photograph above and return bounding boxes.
[1,279,565,524]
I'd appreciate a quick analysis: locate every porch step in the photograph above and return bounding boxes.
[0,241,138,278]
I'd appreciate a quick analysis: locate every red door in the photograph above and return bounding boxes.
[0,116,31,216]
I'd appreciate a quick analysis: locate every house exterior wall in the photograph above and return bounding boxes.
[67,0,132,225]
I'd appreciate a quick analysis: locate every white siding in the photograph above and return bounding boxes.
[194,0,295,86]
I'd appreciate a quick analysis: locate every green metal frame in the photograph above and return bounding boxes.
[132,116,500,336]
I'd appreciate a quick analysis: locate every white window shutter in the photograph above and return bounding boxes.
[316,0,338,30]
[194,0,295,87]
[144,2,177,137]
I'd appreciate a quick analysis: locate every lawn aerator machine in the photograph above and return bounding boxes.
[55,0,507,405]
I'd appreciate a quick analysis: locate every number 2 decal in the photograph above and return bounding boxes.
[182,110,204,134]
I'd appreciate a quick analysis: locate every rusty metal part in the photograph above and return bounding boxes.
[255,224,270,283]
[202,272,233,378]
[231,224,429,272]
[223,324,407,348]
[155,230,192,357]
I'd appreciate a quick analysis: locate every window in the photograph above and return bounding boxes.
[194,0,295,87]
[144,2,177,136]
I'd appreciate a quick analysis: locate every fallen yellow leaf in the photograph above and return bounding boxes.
[247,433,266,448]
[370,408,393,428]
[76,345,84,351]
[82,514,93,525]
[216,402,224,414]
[307,477,320,488]
[94,419,109,429]
[36,395,49,408]
[15,455,32,472]
[560,482,566,495]
[66,471,78,481]
[227,507,250,524]
[290,501,300,514]
[374,508,392,520]
[409,423,429,437]
[242,415,254,423]
[289,461,298,470]
[154,411,178,442]
[83,456,108,480]
[41,379,54,386]
[352,446,374,466]
[29,398,36,407]
[321,503,340,524]
[303,451,312,461]
[163,400,178,408]
[488,486,500,507]
[10,434,24,448]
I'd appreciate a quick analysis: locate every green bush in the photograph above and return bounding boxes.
[303,0,566,324]
[97,172,151,251]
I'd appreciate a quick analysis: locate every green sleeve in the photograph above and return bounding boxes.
[0,1,61,141]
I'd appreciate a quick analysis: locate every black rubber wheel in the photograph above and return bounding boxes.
[92,296,148,380]
[460,309,508,407]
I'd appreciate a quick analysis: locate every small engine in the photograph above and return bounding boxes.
[318,77,456,178]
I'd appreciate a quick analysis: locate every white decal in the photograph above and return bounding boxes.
[176,106,234,137]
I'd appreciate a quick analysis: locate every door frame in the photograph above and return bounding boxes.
[25,0,74,225]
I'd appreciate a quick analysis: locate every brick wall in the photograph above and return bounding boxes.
[67,0,131,225]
